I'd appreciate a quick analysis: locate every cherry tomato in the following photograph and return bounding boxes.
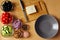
[1,12,13,24]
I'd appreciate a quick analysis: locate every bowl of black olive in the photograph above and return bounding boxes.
[1,0,13,12]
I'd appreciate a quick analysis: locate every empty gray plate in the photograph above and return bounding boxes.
[35,15,59,39]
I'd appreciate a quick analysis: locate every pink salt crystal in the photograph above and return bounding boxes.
[23,31,30,38]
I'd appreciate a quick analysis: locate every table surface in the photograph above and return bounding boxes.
[0,0,60,40]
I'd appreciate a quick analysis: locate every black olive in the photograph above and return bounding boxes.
[2,1,13,12]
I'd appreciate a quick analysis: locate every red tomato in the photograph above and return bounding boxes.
[5,17,8,20]
[2,22,5,24]
[5,14,9,17]
[1,12,13,24]
[5,20,9,24]
[9,18,12,21]
[2,18,6,21]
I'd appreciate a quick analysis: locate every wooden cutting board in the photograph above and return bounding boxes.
[22,0,48,22]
